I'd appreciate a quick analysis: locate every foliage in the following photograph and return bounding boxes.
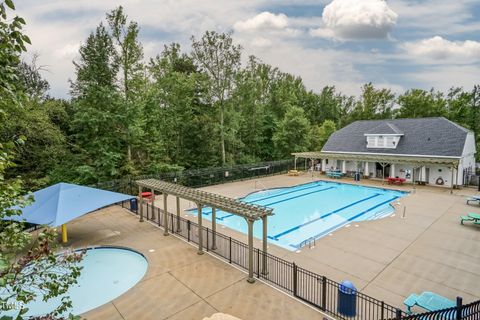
[311,120,336,151]
[273,106,311,158]
[0,2,83,319]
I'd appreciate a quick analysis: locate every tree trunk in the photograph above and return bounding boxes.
[220,104,226,165]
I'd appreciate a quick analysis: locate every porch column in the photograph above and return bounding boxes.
[294,157,297,170]
[262,216,268,275]
[365,162,369,177]
[211,207,217,250]
[390,164,395,178]
[421,166,426,183]
[342,160,346,174]
[247,218,255,283]
[176,196,181,232]
[197,203,204,255]
[138,186,144,222]
[163,193,169,236]
[322,159,326,172]
[450,167,455,194]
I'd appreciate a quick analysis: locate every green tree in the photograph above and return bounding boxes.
[272,106,311,158]
[107,6,146,172]
[0,1,83,318]
[191,31,241,165]
[396,88,446,118]
[349,83,395,122]
[311,120,336,151]
[70,23,123,183]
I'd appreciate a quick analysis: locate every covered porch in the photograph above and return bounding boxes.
[292,151,461,193]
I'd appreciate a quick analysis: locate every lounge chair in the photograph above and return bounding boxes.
[466,196,480,205]
[460,212,480,225]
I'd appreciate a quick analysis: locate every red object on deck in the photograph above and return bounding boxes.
[140,191,153,199]
[386,177,406,185]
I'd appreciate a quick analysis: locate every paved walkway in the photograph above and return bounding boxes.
[195,173,480,311]
[66,206,328,320]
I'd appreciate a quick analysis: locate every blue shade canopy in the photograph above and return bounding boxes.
[7,183,134,227]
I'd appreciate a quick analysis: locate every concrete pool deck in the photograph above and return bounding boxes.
[192,173,480,309]
[67,204,327,320]
[68,172,479,318]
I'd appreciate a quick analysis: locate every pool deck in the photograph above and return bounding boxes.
[196,173,480,312]
[67,204,328,320]
[67,172,480,318]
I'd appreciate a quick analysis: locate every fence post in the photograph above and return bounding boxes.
[171,213,174,233]
[293,263,298,297]
[256,249,260,278]
[229,237,232,263]
[187,220,191,242]
[456,296,462,320]
[395,308,402,320]
[381,301,384,320]
[321,276,327,311]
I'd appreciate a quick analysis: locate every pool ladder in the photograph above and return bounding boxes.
[299,236,316,249]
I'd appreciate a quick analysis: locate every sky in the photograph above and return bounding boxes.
[14,0,480,98]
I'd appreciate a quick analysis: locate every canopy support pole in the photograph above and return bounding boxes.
[61,224,68,243]
[138,186,144,222]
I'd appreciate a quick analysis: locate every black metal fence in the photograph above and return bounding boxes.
[122,200,406,320]
[393,297,480,320]
[95,159,304,195]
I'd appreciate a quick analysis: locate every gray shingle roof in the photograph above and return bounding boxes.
[322,117,469,157]
[365,122,403,135]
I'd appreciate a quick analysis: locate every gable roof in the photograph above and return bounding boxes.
[322,117,469,157]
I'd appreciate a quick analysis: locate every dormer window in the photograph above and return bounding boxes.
[364,122,404,149]
[365,134,402,149]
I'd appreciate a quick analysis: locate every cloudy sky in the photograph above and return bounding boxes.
[15,0,480,98]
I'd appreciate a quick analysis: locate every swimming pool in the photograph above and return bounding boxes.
[4,247,148,317]
[189,181,406,251]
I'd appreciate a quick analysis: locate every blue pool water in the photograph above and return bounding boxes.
[190,181,406,250]
[4,247,148,317]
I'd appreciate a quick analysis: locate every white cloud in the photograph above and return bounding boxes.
[312,0,398,40]
[403,36,480,62]
[233,12,289,32]
[251,37,273,48]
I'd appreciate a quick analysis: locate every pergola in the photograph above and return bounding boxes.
[292,151,461,193]
[136,179,273,283]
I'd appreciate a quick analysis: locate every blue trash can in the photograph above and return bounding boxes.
[337,280,357,317]
[130,198,138,212]
[354,172,361,181]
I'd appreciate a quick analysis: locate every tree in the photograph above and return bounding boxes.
[272,106,311,158]
[191,31,241,165]
[107,7,146,170]
[349,83,395,122]
[70,23,124,183]
[0,1,83,318]
[396,88,446,118]
[311,120,336,151]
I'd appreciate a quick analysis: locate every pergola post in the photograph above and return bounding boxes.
[197,203,204,255]
[211,207,217,250]
[247,218,255,283]
[176,196,181,232]
[294,157,297,170]
[450,166,455,194]
[150,188,155,220]
[262,215,268,275]
[138,186,144,222]
[163,193,169,236]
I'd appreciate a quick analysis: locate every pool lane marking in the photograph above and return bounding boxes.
[288,195,400,249]
[268,193,382,241]
[195,182,326,216]
[217,186,336,221]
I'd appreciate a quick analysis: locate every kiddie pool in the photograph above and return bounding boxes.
[4,246,148,318]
